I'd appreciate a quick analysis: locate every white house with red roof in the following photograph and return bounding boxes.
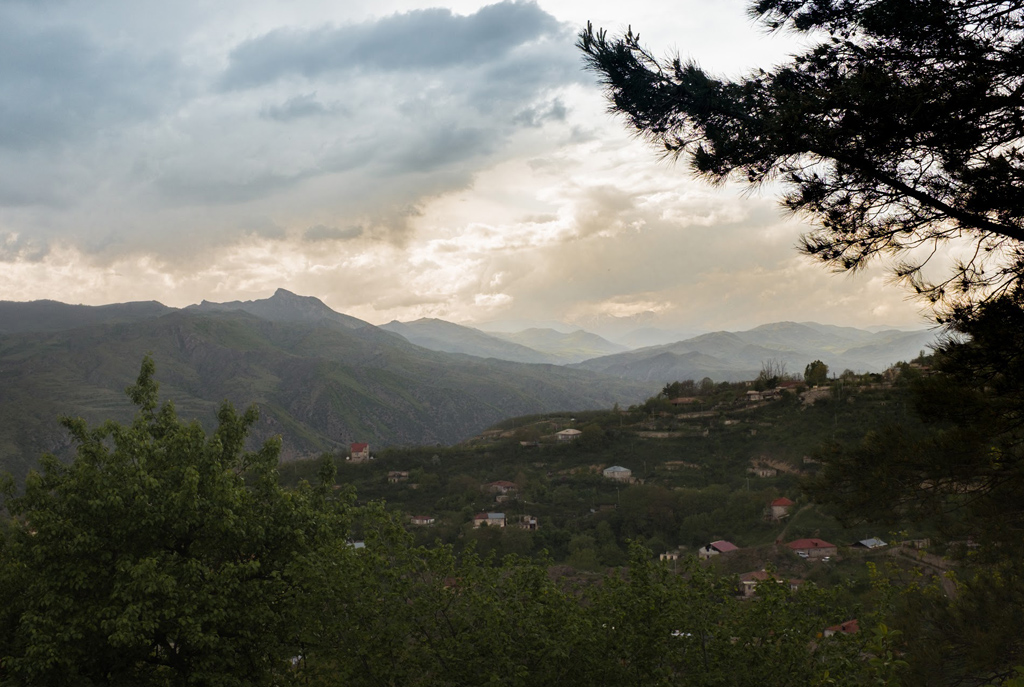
[349,442,370,462]
[824,619,859,637]
[769,496,795,519]
[698,540,739,559]
[786,538,837,558]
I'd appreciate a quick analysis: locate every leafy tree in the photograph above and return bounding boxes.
[809,295,1024,556]
[661,380,696,399]
[0,357,351,686]
[805,360,830,387]
[806,295,1024,683]
[585,544,863,687]
[578,1,1024,308]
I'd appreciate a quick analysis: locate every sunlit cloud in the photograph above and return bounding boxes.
[0,0,929,333]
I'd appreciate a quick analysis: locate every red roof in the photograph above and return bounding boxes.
[825,619,859,635]
[787,538,835,550]
[710,540,739,552]
[351,442,368,452]
[770,497,795,507]
[489,481,517,487]
[739,570,774,582]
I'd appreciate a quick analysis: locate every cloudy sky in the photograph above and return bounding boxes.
[0,0,933,333]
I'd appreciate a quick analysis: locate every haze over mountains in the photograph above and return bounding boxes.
[0,289,938,482]
[384,315,939,381]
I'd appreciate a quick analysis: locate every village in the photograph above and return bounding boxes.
[281,359,944,615]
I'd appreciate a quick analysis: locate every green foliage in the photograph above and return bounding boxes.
[805,360,830,387]
[806,295,1024,683]
[0,357,352,686]
[809,295,1024,557]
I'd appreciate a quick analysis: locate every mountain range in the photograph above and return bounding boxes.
[0,290,653,483]
[382,316,939,381]
[569,321,939,382]
[0,290,939,483]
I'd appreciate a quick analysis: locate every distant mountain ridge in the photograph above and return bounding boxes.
[570,321,939,382]
[0,299,173,334]
[381,319,628,364]
[379,319,552,363]
[0,292,655,484]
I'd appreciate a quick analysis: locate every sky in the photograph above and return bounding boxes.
[0,0,935,333]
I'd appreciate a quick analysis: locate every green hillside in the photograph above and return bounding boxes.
[0,311,655,483]
[280,373,937,577]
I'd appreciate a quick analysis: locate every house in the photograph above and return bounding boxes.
[746,390,764,402]
[484,480,517,495]
[787,538,837,558]
[769,497,795,519]
[900,538,931,549]
[410,515,435,526]
[387,471,409,483]
[738,570,783,597]
[698,540,739,559]
[602,465,632,481]
[349,442,370,462]
[824,619,860,637]
[660,551,680,561]
[519,515,538,531]
[670,397,698,406]
[556,428,583,441]
[748,465,777,478]
[852,537,887,549]
[473,512,506,528]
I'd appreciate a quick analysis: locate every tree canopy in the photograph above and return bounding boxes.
[0,357,352,686]
[804,360,829,387]
[578,0,1024,309]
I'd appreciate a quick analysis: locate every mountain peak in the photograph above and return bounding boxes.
[189,290,369,329]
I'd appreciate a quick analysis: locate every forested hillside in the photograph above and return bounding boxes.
[0,306,653,483]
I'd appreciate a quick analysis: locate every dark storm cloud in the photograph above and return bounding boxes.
[0,16,181,151]
[0,0,585,256]
[221,1,563,89]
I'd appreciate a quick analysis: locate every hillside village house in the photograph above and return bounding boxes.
[556,428,582,441]
[769,497,795,519]
[698,540,739,559]
[519,515,538,531]
[602,465,632,481]
[852,537,887,549]
[410,515,435,526]
[824,619,859,637]
[738,570,782,597]
[747,465,778,478]
[349,442,370,462]
[473,512,506,528]
[387,471,409,483]
[484,481,517,495]
[787,538,838,558]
